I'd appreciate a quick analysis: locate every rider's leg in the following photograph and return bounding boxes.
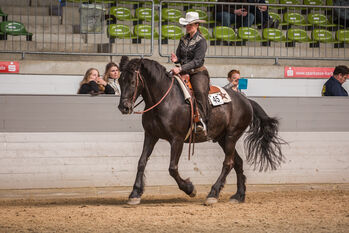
[190,70,210,133]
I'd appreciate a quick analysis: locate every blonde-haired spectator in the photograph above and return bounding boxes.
[78,68,115,95]
[103,62,121,96]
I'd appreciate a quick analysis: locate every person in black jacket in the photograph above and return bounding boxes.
[78,68,115,95]
[322,65,349,96]
[170,12,210,136]
[215,0,255,27]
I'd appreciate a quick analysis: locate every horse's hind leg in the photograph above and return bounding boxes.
[169,139,196,197]
[205,135,237,205]
[230,150,246,203]
[128,132,159,205]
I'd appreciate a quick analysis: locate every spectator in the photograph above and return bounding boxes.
[103,62,121,96]
[215,0,255,28]
[227,69,241,92]
[250,0,279,29]
[322,65,349,96]
[78,68,115,95]
[333,0,349,27]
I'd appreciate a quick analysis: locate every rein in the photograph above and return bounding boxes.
[133,70,175,114]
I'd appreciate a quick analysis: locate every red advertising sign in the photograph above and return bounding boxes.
[285,66,334,78]
[0,61,19,73]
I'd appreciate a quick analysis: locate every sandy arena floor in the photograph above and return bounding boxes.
[0,184,348,233]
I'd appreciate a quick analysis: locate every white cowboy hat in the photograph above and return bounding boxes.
[179,11,206,25]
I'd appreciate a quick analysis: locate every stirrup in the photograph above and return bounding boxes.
[195,118,207,136]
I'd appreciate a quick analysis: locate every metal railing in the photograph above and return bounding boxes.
[159,1,349,62]
[0,0,156,58]
[0,0,348,61]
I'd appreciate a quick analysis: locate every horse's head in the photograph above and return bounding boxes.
[118,56,144,114]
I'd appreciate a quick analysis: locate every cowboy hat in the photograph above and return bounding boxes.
[179,12,206,25]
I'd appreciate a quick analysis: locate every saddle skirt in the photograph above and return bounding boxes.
[174,74,231,106]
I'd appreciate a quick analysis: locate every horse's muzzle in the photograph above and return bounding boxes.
[118,100,133,114]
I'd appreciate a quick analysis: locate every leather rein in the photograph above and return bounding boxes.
[132,70,175,114]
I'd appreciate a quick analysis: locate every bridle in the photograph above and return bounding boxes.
[126,67,175,115]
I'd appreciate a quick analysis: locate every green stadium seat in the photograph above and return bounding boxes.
[161,25,183,40]
[199,26,215,42]
[307,13,338,29]
[133,24,159,39]
[187,8,215,25]
[303,0,325,13]
[286,28,313,46]
[336,29,349,43]
[67,0,89,2]
[326,0,333,5]
[280,0,306,12]
[312,29,338,43]
[162,8,182,24]
[265,0,286,12]
[262,28,290,46]
[94,0,115,3]
[0,21,32,41]
[110,7,138,22]
[269,12,290,28]
[283,12,312,28]
[212,26,243,45]
[135,7,160,22]
[107,24,136,43]
[238,27,266,43]
[0,8,8,21]
[335,29,349,48]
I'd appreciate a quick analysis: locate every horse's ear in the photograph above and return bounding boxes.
[119,56,129,72]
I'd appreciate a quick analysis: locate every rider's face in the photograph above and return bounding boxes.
[186,23,198,35]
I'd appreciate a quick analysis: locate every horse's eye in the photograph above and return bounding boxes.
[131,80,136,87]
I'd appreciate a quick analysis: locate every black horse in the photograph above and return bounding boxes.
[118,56,285,205]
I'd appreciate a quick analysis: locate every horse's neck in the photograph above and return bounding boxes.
[141,69,175,107]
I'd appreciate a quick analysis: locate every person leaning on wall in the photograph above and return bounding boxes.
[322,65,349,96]
[78,68,115,95]
[103,62,121,96]
[227,69,242,92]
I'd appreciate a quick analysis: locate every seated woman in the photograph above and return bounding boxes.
[103,62,121,96]
[78,68,115,95]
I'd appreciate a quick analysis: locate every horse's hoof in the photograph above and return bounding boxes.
[127,198,141,205]
[189,188,197,198]
[204,197,218,206]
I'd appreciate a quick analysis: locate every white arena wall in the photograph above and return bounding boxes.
[0,95,348,190]
[1,74,349,96]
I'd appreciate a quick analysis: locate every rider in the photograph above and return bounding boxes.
[171,11,210,135]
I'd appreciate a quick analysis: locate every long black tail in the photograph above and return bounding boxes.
[244,99,286,172]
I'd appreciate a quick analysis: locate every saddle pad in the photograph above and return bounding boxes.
[208,86,231,106]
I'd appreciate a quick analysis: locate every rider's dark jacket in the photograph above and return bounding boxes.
[175,31,207,73]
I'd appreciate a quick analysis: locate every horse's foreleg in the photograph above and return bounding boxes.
[128,132,159,205]
[169,139,196,197]
[230,150,246,203]
[206,135,236,205]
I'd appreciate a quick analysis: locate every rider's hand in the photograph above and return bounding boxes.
[171,53,178,63]
[171,66,181,75]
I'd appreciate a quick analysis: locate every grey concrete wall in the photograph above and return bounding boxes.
[0,96,348,189]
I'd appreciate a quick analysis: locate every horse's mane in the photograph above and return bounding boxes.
[125,58,169,82]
